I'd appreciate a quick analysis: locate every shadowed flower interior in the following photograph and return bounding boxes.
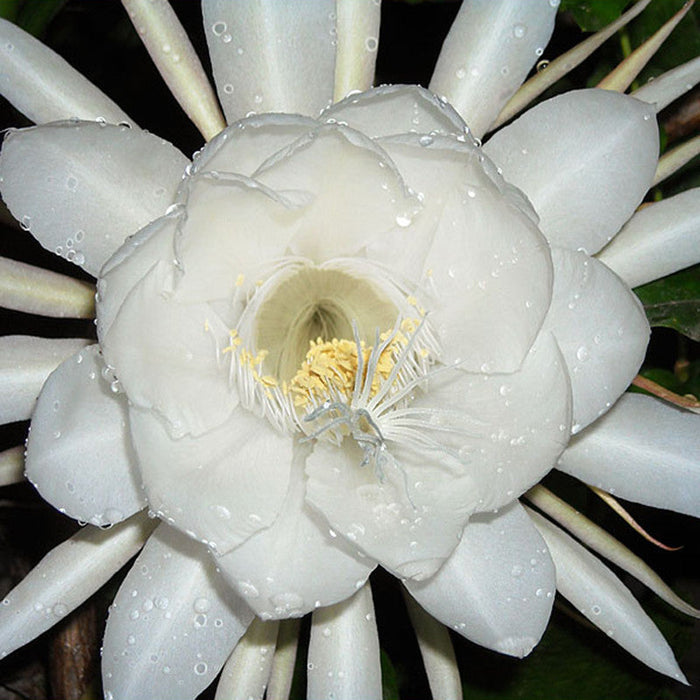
[0,2,698,700]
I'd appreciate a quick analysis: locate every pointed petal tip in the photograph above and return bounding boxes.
[494,635,538,658]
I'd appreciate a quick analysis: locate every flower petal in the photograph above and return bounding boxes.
[528,509,687,682]
[101,261,238,437]
[371,133,552,373]
[405,502,555,658]
[217,442,375,620]
[323,85,468,139]
[128,405,292,556]
[0,121,188,276]
[403,595,462,700]
[307,585,382,700]
[122,0,225,140]
[0,335,90,425]
[202,0,335,121]
[558,393,700,517]
[0,18,133,125]
[102,523,254,700]
[306,333,570,580]
[0,513,153,659]
[214,618,278,699]
[542,248,649,433]
[191,113,317,178]
[0,256,94,318]
[597,189,700,289]
[334,0,382,101]
[172,172,301,306]
[429,0,557,138]
[253,124,421,262]
[483,89,659,254]
[25,345,146,527]
[633,55,700,112]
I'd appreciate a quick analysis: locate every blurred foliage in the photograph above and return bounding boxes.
[636,266,700,342]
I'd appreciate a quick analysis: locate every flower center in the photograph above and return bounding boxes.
[227,262,439,440]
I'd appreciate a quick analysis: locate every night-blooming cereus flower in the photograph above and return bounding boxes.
[0,1,699,699]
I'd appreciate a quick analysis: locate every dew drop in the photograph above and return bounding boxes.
[212,21,226,36]
[364,36,378,52]
[513,23,527,38]
[193,597,210,613]
[576,345,590,362]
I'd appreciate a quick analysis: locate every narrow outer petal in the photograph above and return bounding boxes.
[307,585,382,700]
[429,0,557,138]
[129,406,292,556]
[528,509,687,683]
[543,248,649,433]
[217,442,375,620]
[334,0,382,101]
[558,393,700,517]
[25,345,146,527]
[0,18,133,125]
[0,335,90,424]
[0,122,188,276]
[202,0,336,121]
[0,513,154,659]
[406,502,555,658]
[214,618,278,700]
[122,0,226,140]
[483,89,659,254]
[633,55,700,112]
[0,256,94,318]
[102,523,254,700]
[597,189,700,289]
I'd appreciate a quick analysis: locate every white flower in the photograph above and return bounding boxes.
[0,2,698,699]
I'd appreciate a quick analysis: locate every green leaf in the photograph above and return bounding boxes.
[560,0,630,32]
[15,0,67,38]
[0,0,20,22]
[381,649,401,700]
[635,265,700,342]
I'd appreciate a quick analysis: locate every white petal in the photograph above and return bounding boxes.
[633,55,700,112]
[202,0,335,121]
[25,345,146,526]
[429,0,557,138]
[403,595,462,700]
[406,501,555,658]
[129,406,292,556]
[323,84,468,138]
[172,172,301,305]
[191,113,316,178]
[0,18,133,125]
[597,189,700,288]
[0,256,94,318]
[102,261,239,438]
[214,618,278,700]
[369,133,552,373]
[543,248,649,433]
[0,121,188,276]
[305,438,470,581]
[96,211,179,340]
[254,124,421,262]
[102,523,254,700]
[122,0,226,140]
[0,513,153,659]
[483,89,659,254]
[528,509,687,682]
[0,335,90,425]
[558,393,700,517]
[267,620,301,700]
[334,0,382,101]
[306,334,570,580]
[217,443,375,620]
[307,585,382,700]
